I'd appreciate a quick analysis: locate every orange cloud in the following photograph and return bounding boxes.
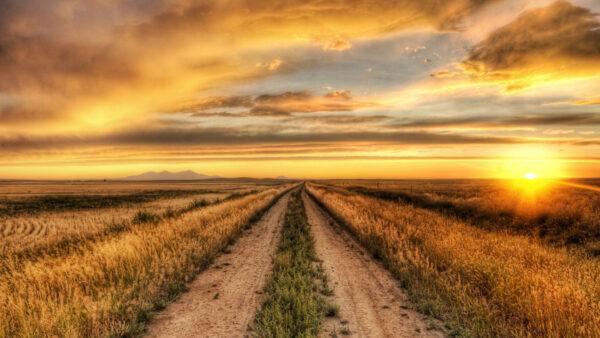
[0,0,501,133]
[459,0,600,91]
[564,98,600,106]
[322,39,352,51]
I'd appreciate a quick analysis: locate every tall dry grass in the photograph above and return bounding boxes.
[0,192,230,254]
[0,180,278,197]
[0,186,292,337]
[307,183,600,337]
[338,179,600,252]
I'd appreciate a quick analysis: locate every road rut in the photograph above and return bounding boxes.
[302,191,446,338]
[145,192,291,337]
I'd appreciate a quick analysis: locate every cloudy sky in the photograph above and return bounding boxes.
[1,0,599,179]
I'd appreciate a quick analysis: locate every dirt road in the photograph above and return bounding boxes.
[302,192,446,338]
[145,192,291,338]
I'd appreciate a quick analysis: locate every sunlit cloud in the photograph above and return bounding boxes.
[1,0,600,178]
[0,0,500,130]
[554,98,600,106]
[459,0,600,92]
[322,39,352,51]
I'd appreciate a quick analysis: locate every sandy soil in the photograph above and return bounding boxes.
[302,191,447,338]
[145,192,291,338]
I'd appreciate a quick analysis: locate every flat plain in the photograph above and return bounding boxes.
[1,178,599,337]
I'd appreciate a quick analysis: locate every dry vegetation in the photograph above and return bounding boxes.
[0,180,294,337]
[0,180,278,197]
[3,178,598,337]
[0,192,230,254]
[307,182,600,337]
[0,181,278,259]
[334,179,600,253]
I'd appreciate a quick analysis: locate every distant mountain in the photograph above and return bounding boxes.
[275,176,292,180]
[119,170,220,181]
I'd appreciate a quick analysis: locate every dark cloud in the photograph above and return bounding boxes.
[177,90,372,117]
[390,113,600,129]
[291,115,390,124]
[0,103,57,123]
[190,111,249,118]
[135,0,501,39]
[0,127,558,153]
[0,35,138,94]
[189,111,389,125]
[181,96,253,112]
[461,0,600,87]
[254,91,313,105]
[249,106,293,117]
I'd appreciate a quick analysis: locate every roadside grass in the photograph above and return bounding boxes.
[0,186,295,337]
[307,183,600,337]
[255,189,333,337]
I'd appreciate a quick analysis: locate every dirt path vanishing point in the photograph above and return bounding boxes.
[302,191,447,338]
[145,192,291,338]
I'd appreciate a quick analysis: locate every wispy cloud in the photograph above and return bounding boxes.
[390,113,600,130]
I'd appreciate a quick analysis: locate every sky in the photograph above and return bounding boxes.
[1,0,599,179]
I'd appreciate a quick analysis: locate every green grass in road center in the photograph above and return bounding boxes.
[255,189,334,337]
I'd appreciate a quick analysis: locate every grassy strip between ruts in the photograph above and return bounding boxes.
[254,188,333,337]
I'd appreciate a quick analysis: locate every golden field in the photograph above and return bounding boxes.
[2,178,599,337]
[331,179,600,253]
[0,192,229,254]
[0,180,293,337]
[307,181,600,336]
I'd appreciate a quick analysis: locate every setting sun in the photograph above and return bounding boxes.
[524,172,537,180]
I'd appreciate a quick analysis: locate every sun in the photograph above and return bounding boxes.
[524,172,537,180]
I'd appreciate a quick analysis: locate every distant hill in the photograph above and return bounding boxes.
[275,176,292,180]
[119,170,221,181]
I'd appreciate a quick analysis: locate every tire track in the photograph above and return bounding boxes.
[145,191,291,337]
[302,191,446,338]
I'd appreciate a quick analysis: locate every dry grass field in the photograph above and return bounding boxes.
[0,180,283,257]
[0,180,293,337]
[330,179,600,253]
[307,181,600,336]
[2,178,599,337]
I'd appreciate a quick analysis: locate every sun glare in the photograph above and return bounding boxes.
[524,172,537,180]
